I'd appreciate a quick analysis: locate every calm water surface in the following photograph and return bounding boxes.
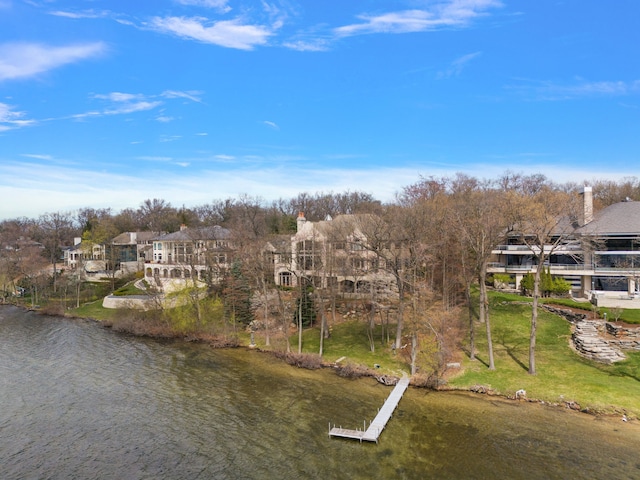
[1,305,639,479]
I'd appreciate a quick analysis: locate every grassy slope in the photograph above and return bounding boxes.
[70,299,121,322]
[448,291,640,416]
[291,320,408,374]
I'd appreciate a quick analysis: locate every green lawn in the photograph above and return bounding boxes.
[448,293,640,416]
[70,299,120,322]
[66,288,640,417]
[112,281,147,296]
[291,320,409,374]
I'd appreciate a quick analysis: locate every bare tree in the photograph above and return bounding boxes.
[510,185,578,375]
[451,181,510,370]
[37,211,74,295]
[138,198,180,232]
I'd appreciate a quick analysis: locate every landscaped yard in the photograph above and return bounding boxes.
[67,287,640,417]
[447,291,640,416]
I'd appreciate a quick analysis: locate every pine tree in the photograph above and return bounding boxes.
[294,284,316,328]
[222,260,253,326]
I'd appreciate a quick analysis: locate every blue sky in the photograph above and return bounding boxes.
[1,0,639,219]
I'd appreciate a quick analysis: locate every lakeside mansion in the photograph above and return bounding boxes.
[63,189,640,308]
[489,187,640,307]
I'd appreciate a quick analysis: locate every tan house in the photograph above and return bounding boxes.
[145,225,232,289]
[273,213,397,294]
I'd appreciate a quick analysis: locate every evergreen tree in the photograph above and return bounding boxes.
[222,260,253,326]
[294,284,316,328]
[541,267,553,297]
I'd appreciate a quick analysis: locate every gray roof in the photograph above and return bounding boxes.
[155,225,230,242]
[111,231,161,244]
[577,201,640,235]
[265,234,292,252]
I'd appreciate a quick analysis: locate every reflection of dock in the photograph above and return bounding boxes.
[329,377,409,443]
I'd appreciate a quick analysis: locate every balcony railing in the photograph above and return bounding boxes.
[493,244,582,253]
[488,262,640,273]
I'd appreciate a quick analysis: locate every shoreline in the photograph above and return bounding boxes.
[3,302,636,423]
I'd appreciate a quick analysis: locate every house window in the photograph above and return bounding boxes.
[351,258,367,270]
[350,241,365,251]
[279,272,292,286]
[296,240,321,270]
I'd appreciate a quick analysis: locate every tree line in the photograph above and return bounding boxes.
[1,173,639,380]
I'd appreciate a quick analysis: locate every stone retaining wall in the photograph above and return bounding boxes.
[102,295,155,310]
[571,321,626,363]
[606,323,640,351]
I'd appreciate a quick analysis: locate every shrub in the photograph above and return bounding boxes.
[271,351,324,370]
[335,362,372,378]
[493,273,513,289]
[520,269,570,297]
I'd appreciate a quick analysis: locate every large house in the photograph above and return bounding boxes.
[489,187,640,300]
[273,212,397,294]
[64,232,160,278]
[64,238,106,276]
[109,231,159,274]
[144,225,232,289]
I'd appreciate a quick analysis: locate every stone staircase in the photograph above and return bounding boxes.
[572,320,626,363]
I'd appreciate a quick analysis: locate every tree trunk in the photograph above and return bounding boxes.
[394,275,405,350]
[262,281,270,347]
[410,331,418,375]
[529,260,543,375]
[298,285,303,354]
[479,267,495,370]
[466,282,476,360]
[319,307,326,356]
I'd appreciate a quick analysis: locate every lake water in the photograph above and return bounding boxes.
[2,305,640,479]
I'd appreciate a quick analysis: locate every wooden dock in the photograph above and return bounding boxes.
[329,376,410,443]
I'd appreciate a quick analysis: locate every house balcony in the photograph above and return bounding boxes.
[488,262,640,277]
[492,245,582,255]
[487,263,594,274]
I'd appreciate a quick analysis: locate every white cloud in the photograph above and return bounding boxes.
[437,51,482,79]
[1,156,638,220]
[161,90,203,103]
[175,0,231,12]
[335,1,502,37]
[49,10,110,19]
[508,78,640,100]
[94,92,144,102]
[0,159,412,219]
[21,153,53,160]
[0,42,107,81]
[160,135,183,142]
[68,90,202,122]
[282,39,329,52]
[263,120,279,130]
[0,102,35,131]
[149,16,273,50]
[104,101,162,115]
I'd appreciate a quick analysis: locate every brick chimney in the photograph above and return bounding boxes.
[579,186,593,226]
[297,212,306,232]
